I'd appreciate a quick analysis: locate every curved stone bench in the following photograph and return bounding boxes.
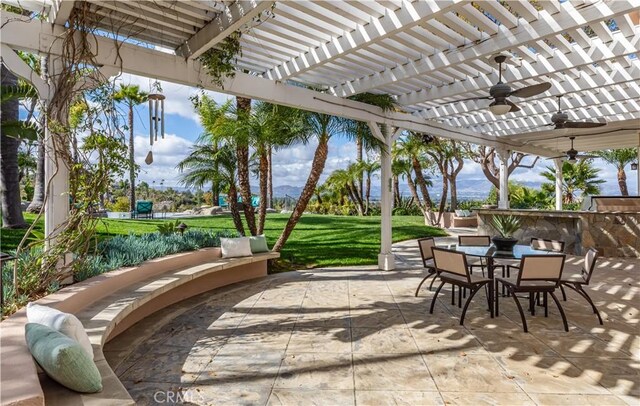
[0,248,279,405]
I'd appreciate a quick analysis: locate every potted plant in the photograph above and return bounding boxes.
[490,214,521,251]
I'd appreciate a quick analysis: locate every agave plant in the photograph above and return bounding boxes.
[490,215,521,238]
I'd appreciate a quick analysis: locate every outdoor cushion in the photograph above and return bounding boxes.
[462,210,472,217]
[221,237,253,258]
[25,323,103,393]
[454,210,465,217]
[249,235,270,253]
[27,302,94,359]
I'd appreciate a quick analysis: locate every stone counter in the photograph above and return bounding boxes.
[476,209,639,258]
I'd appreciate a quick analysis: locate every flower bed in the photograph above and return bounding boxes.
[1,229,237,316]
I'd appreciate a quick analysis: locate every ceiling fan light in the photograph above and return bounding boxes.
[568,156,577,164]
[489,103,511,115]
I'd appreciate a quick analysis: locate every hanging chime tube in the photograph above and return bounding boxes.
[161,98,165,139]
[148,98,153,146]
[154,98,159,141]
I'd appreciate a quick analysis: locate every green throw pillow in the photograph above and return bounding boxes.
[25,323,103,393]
[249,235,270,253]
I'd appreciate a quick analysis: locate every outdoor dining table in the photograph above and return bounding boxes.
[447,244,559,314]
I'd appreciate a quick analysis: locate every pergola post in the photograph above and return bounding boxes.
[369,122,397,271]
[554,159,564,210]
[43,109,70,248]
[497,149,510,209]
[637,133,640,196]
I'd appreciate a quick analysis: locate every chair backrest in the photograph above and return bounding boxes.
[581,248,599,284]
[517,254,565,286]
[432,247,470,283]
[136,201,153,213]
[458,235,491,246]
[417,237,436,266]
[530,238,565,253]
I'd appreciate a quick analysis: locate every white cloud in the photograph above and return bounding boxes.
[116,73,232,124]
[133,133,193,187]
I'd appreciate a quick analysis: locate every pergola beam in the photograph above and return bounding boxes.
[0,10,559,158]
[176,0,274,60]
[264,0,461,81]
[331,0,637,97]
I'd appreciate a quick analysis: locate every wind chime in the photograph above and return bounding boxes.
[145,81,165,165]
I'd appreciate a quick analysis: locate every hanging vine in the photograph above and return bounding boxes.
[12,3,129,301]
[198,3,277,86]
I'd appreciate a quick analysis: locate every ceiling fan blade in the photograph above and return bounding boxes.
[509,82,552,98]
[506,100,521,113]
[564,121,607,128]
[577,155,597,160]
[546,155,567,160]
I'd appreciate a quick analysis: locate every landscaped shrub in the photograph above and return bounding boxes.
[106,196,130,212]
[1,229,237,316]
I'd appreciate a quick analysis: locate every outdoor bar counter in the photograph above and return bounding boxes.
[476,209,640,258]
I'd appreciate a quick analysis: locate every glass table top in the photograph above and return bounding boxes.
[450,244,558,259]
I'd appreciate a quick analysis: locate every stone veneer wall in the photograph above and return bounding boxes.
[477,210,640,258]
[580,213,639,257]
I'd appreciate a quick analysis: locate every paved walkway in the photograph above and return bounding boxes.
[105,238,639,405]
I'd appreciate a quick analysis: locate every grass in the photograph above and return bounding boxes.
[1,213,446,268]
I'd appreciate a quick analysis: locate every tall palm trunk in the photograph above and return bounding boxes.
[1,65,27,228]
[365,172,372,215]
[228,184,245,236]
[393,175,400,207]
[267,144,273,208]
[348,182,364,216]
[618,167,629,196]
[128,104,136,212]
[236,96,257,235]
[273,137,329,251]
[412,157,432,207]
[212,141,220,206]
[26,138,45,213]
[436,172,448,225]
[356,134,363,202]
[257,148,268,234]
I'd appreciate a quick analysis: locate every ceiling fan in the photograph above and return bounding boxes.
[547,136,597,163]
[542,95,608,130]
[457,54,552,115]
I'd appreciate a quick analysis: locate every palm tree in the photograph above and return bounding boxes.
[177,143,245,235]
[345,93,395,202]
[393,134,436,224]
[541,160,605,205]
[595,148,637,195]
[1,64,29,228]
[391,157,411,207]
[358,160,380,214]
[272,112,340,252]
[112,84,148,212]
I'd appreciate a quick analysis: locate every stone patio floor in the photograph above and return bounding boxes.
[104,237,639,405]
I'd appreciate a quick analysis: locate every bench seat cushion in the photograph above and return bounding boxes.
[26,323,103,394]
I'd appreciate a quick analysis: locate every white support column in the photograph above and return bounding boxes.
[369,123,397,271]
[637,133,639,196]
[43,112,70,247]
[497,150,510,209]
[554,159,564,210]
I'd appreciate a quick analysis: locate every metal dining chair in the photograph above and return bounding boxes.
[505,238,565,298]
[429,247,494,325]
[458,235,491,276]
[415,237,437,297]
[560,248,603,325]
[495,254,568,332]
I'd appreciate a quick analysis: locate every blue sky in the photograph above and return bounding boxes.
[117,73,637,196]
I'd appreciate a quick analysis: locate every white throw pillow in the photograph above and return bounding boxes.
[220,237,253,258]
[26,302,94,360]
[462,210,472,217]
[454,210,464,217]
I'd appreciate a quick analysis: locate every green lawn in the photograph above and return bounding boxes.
[1,213,446,267]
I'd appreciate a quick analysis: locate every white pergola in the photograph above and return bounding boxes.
[1,0,639,270]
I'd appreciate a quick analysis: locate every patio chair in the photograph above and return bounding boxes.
[133,200,154,219]
[560,248,603,325]
[429,247,493,325]
[458,235,491,276]
[504,238,565,298]
[495,254,568,333]
[414,238,437,297]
